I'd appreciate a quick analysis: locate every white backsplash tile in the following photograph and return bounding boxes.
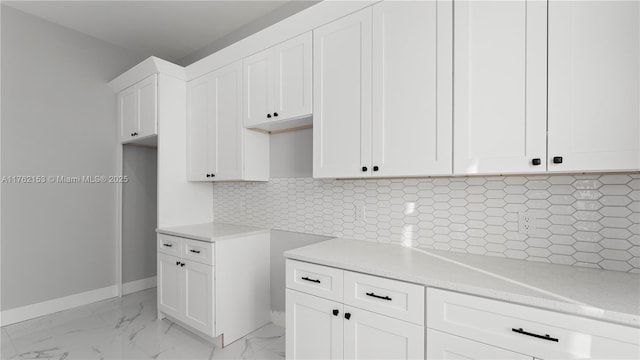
[213,174,640,273]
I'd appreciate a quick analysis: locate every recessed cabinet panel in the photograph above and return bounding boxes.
[454,0,547,174]
[426,329,531,360]
[274,32,312,121]
[187,74,213,181]
[344,307,424,360]
[184,260,214,336]
[137,75,158,138]
[548,1,640,172]
[244,50,272,128]
[119,87,138,142]
[158,253,182,319]
[286,289,343,360]
[313,8,372,178]
[214,64,243,180]
[371,0,452,177]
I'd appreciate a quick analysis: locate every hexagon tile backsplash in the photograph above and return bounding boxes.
[213,174,640,273]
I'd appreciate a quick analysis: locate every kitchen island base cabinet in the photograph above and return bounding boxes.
[427,329,531,360]
[157,232,270,347]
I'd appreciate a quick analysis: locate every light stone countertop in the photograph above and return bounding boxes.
[284,237,640,327]
[156,222,270,242]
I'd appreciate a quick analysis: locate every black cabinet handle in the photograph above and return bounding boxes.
[267,114,272,118]
[180,262,185,267]
[189,249,201,254]
[512,328,558,342]
[362,166,368,172]
[163,244,172,247]
[211,174,215,177]
[301,276,321,284]
[373,166,379,172]
[344,313,351,320]
[332,309,339,316]
[274,112,279,117]
[206,174,211,178]
[176,261,180,266]
[553,156,563,164]
[366,292,392,301]
[532,158,541,166]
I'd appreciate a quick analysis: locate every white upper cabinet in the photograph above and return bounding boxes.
[118,74,157,143]
[243,32,312,129]
[187,61,269,182]
[548,1,640,172]
[313,8,372,179]
[314,2,452,179]
[453,0,547,175]
[371,1,452,177]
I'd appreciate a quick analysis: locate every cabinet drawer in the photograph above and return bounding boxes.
[426,288,640,359]
[286,260,343,302]
[158,234,181,256]
[344,271,424,325]
[181,238,214,266]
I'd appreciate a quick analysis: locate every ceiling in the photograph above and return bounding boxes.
[3,0,313,64]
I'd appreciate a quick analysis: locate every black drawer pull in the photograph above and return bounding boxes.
[189,249,201,254]
[512,328,558,342]
[301,276,321,284]
[366,292,392,301]
[163,243,172,247]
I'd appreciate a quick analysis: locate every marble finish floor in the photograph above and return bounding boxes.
[0,288,284,359]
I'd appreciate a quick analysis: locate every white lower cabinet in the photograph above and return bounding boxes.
[285,260,424,360]
[157,253,214,336]
[344,306,423,360]
[286,289,343,360]
[426,288,640,359]
[427,329,530,360]
[157,232,270,346]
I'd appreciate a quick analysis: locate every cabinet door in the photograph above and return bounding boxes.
[211,61,243,181]
[371,1,452,177]
[118,85,138,142]
[286,289,343,360]
[313,8,372,178]
[244,48,273,127]
[453,0,547,174]
[187,72,215,181]
[137,74,157,138]
[426,329,531,360]
[343,306,424,360]
[157,253,182,319]
[548,1,640,172]
[183,260,214,337]
[273,32,312,121]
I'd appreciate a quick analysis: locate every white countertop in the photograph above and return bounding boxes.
[284,238,640,327]
[156,222,269,242]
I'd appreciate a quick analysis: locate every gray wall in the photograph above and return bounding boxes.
[177,1,319,66]
[270,230,330,312]
[270,127,313,178]
[122,146,157,283]
[1,6,146,310]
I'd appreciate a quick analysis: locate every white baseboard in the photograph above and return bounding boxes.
[122,276,157,295]
[0,285,117,327]
[270,310,285,328]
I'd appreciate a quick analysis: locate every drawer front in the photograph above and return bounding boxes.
[427,288,640,359]
[286,260,344,302]
[181,238,214,266]
[344,271,424,325]
[158,234,181,256]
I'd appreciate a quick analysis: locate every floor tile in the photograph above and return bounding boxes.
[1,288,283,360]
